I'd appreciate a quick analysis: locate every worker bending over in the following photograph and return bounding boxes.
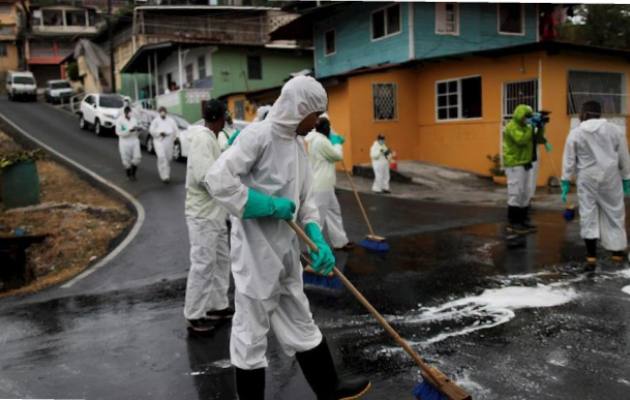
[561,100,630,266]
[206,76,370,400]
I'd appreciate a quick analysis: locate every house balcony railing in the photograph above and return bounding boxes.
[31,24,99,35]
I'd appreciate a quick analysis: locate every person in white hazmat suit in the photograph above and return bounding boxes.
[115,106,141,181]
[149,106,178,183]
[370,134,391,193]
[205,76,371,400]
[183,99,233,334]
[305,116,353,251]
[561,100,630,266]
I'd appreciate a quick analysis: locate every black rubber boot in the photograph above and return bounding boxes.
[235,367,265,400]
[522,206,537,232]
[585,239,597,268]
[507,206,528,234]
[125,168,132,179]
[130,165,138,181]
[296,337,371,400]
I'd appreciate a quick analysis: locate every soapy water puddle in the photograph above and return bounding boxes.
[187,359,232,376]
[324,267,630,355]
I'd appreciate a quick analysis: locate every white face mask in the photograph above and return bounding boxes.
[378,139,385,145]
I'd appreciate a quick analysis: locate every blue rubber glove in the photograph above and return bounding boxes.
[561,180,570,203]
[305,222,335,275]
[544,142,553,153]
[242,188,296,220]
[227,130,241,146]
[330,133,345,145]
[624,180,630,196]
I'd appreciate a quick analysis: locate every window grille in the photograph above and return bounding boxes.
[503,79,538,118]
[568,71,626,115]
[372,83,397,121]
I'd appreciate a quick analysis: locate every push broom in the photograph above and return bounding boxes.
[340,160,389,253]
[288,220,471,400]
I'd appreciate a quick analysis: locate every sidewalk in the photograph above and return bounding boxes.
[336,160,569,211]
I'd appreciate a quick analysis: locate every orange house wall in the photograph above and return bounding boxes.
[324,51,630,187]
[416,54,541,177]
[346,69,419,166]
[539,52,630,186]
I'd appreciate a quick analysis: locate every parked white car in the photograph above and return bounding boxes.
[78,93,126,136]
[5,71,37,101]
[44,79,74,104]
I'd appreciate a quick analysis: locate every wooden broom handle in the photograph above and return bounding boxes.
[287,220,443,389]
[340,160,377,237]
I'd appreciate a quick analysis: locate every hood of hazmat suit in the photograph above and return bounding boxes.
[503,104,534,168]
[205,76,327,299]
[562,118,630,251]
[254,105,272,122]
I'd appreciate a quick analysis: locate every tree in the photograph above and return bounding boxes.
[559,5,630,49]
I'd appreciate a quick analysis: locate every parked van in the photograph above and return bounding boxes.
[6,71,37,101]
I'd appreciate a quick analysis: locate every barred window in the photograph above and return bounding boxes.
[568,71,625,115]
[503,79,538,118]
[372,83,397,121]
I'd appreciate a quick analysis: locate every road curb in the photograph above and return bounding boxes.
[0,111,146,289]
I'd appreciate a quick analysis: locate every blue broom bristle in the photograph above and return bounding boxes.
[302,270,343,291]
[413,380,448,400]
[359,238,390,253]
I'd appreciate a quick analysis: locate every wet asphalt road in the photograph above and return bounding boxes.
[1,98,630,399]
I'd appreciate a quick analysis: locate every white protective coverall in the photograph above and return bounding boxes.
[183,125,230,320]
[149,115,177,181]
[305,131,349,248]
[115,115,141,169]
[370,140,390,192]
[149,115,178,181]
[254,105,272,122]
[217,126,232,152]
[205,76,326,370]
[562,118,630,251]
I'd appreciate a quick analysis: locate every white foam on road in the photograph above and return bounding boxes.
[387,284,579,348]
[622,286,630,296]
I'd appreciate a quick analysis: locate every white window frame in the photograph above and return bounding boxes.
[324,29,336,57]
[372,82,398,122]
[497,3,525,36]
[435,74,483,122]
[435,3,460,36]
[370,4,402,42]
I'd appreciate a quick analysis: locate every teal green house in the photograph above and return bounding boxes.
[274,2,539,79]
[121,42,312,122]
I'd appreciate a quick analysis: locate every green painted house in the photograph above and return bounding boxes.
[121,42,312,122]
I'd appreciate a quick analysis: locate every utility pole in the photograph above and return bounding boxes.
[107,0,116,93]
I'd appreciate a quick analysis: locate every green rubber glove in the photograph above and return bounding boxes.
[330,133,345,145]
[305,222,336,275]
[561,180,570,203]
[227,130,241,146]
[545,142,553,153]
[243,188,296,220]
[624,180,630,196]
